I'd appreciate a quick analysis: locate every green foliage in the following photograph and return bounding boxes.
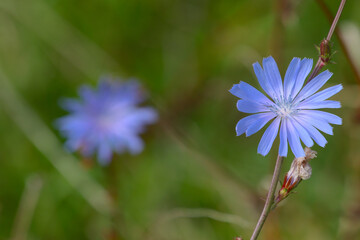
[0,0,359,239]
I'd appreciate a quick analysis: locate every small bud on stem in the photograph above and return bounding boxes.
[274,148,317,207]
[319,39,332,64]
[308,39,334,82]
[307,0,346,84]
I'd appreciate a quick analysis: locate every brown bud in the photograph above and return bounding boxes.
[319,39,334,65]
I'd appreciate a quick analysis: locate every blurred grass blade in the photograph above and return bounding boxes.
[11,175,43,240]
[0,0,120,79]
[145,208,250,240]
[156,208,250,227]
[165,126,258,219]
[0,70,113,216]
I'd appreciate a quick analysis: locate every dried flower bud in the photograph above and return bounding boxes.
[274,148,317,205]
[304,147,317,159]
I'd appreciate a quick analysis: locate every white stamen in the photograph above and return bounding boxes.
[269,97,298,118]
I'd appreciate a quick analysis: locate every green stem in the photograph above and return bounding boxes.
[106,158,125,240]
[250,155,284,240]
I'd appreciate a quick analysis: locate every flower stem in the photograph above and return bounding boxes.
[315,0,360,84]
[326,0,346,42]
[250,155,284,240]
[307,0,347,83]
[106,158,126,240]
[249,2,347,239]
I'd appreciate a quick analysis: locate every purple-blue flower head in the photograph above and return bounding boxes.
[229,56,342,158]
[56,78,158,165]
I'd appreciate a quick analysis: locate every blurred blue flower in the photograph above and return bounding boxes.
[230,56,342,158]
[56,78,158,165]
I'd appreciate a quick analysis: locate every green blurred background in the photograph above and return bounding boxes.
[0,0,359,239]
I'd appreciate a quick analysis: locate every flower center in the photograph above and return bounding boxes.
[94,104,127,131]
[270,98,297,118]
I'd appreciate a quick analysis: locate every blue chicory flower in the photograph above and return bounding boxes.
[56,77,158,165]
[229,56,342,158]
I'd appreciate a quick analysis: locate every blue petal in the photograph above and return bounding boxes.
[296,114,334,135]
[257,117,281,156]
[98,78,114,94]
[64,139,82,152]
[97,142,113,165]
[126,136,144,154]
[294,70,333,103]
[229,81,273,105]
[253,62,276,99]
[301,84,343,103]
[120,80,145,104]
[286,119,305,157]
[235,113,274,136]
[78,85,96,103]
[79,141,97,158]
[284,58,300,99]
[236,116,255,136]
[295,117,327,147]
[297,100,341,109]
[263,56,283,99]
[237,100,270,113]
[278,120,288,157]
[112,138,126,154]
[289,117,314,147]
[122,107,158,131]
[290,58,313,99]
[59,98,82,112]
[299,110,342,125]
[246,112,277,136]
[56,116,88,133]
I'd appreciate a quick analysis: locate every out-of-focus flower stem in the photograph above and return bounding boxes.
[250,155,284,240]
[250,1,346,239]
[106,158,125,240]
